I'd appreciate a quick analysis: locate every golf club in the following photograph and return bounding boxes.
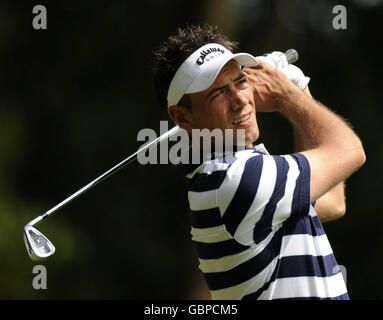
[23,125,181,261]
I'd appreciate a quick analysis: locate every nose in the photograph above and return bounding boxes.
[229,88,249,111]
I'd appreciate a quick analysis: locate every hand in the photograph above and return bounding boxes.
[256,51,289,69]
[244,61,302,112]
[256,51,310,90]
[280,64,310,90]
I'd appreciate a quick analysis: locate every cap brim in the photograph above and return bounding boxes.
[185,53,259,94]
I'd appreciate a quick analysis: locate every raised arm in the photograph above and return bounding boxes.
[244,62,366,203]
[294,87,346,222]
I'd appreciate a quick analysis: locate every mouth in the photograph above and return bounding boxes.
[232,112,251,126]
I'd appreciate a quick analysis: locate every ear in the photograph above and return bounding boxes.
[168,105,194,134]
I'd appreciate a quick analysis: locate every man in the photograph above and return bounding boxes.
[153,25,365,300]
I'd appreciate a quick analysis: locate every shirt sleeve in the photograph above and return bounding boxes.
[218,152,311,246]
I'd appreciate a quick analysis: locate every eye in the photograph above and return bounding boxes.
[210,89,225,102]
[237,78,248,86]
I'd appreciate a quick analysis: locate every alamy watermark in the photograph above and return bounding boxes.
[136,121,247,165]
[32,5,47,30]
[333,264,347,285]
[332,5,347,30]
[32,265,47,290]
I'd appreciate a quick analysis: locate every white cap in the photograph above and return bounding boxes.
[167,43,259,107]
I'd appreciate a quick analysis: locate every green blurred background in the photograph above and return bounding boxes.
[0,0,382,299]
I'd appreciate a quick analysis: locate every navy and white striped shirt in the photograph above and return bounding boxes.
[178,144,349,300]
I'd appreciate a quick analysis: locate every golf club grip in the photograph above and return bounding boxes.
[285,49,299,64]
[245,49,299,68]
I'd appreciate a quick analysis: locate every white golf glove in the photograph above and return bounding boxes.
[256,51,289,69]
[256,51,310,90]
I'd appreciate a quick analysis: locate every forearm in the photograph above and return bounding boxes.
[292,111,346,222]
[292,87,317,151]
[314,182,346,223]
[292,87,347,222]
[280,89,362,156]
[245,62,365,201]
[278,86,365,201]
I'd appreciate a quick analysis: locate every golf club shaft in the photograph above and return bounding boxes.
[27,125,181,227]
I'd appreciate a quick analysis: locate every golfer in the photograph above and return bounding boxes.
[153,25,365,300]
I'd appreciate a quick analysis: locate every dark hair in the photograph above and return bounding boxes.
[153,24,238,109]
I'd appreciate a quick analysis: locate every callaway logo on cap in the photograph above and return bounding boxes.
[167,43,259,107]
[196,47,225,65]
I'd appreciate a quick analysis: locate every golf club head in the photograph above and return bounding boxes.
[23,225,55,261]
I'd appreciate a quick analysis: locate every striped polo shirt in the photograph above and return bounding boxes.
[178,144,349,300]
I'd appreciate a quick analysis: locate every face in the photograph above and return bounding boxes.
[184,60,259,148]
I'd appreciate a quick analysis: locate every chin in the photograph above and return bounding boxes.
[245,127,259,145]
[232,133,259,148]
[229,125,259,148]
